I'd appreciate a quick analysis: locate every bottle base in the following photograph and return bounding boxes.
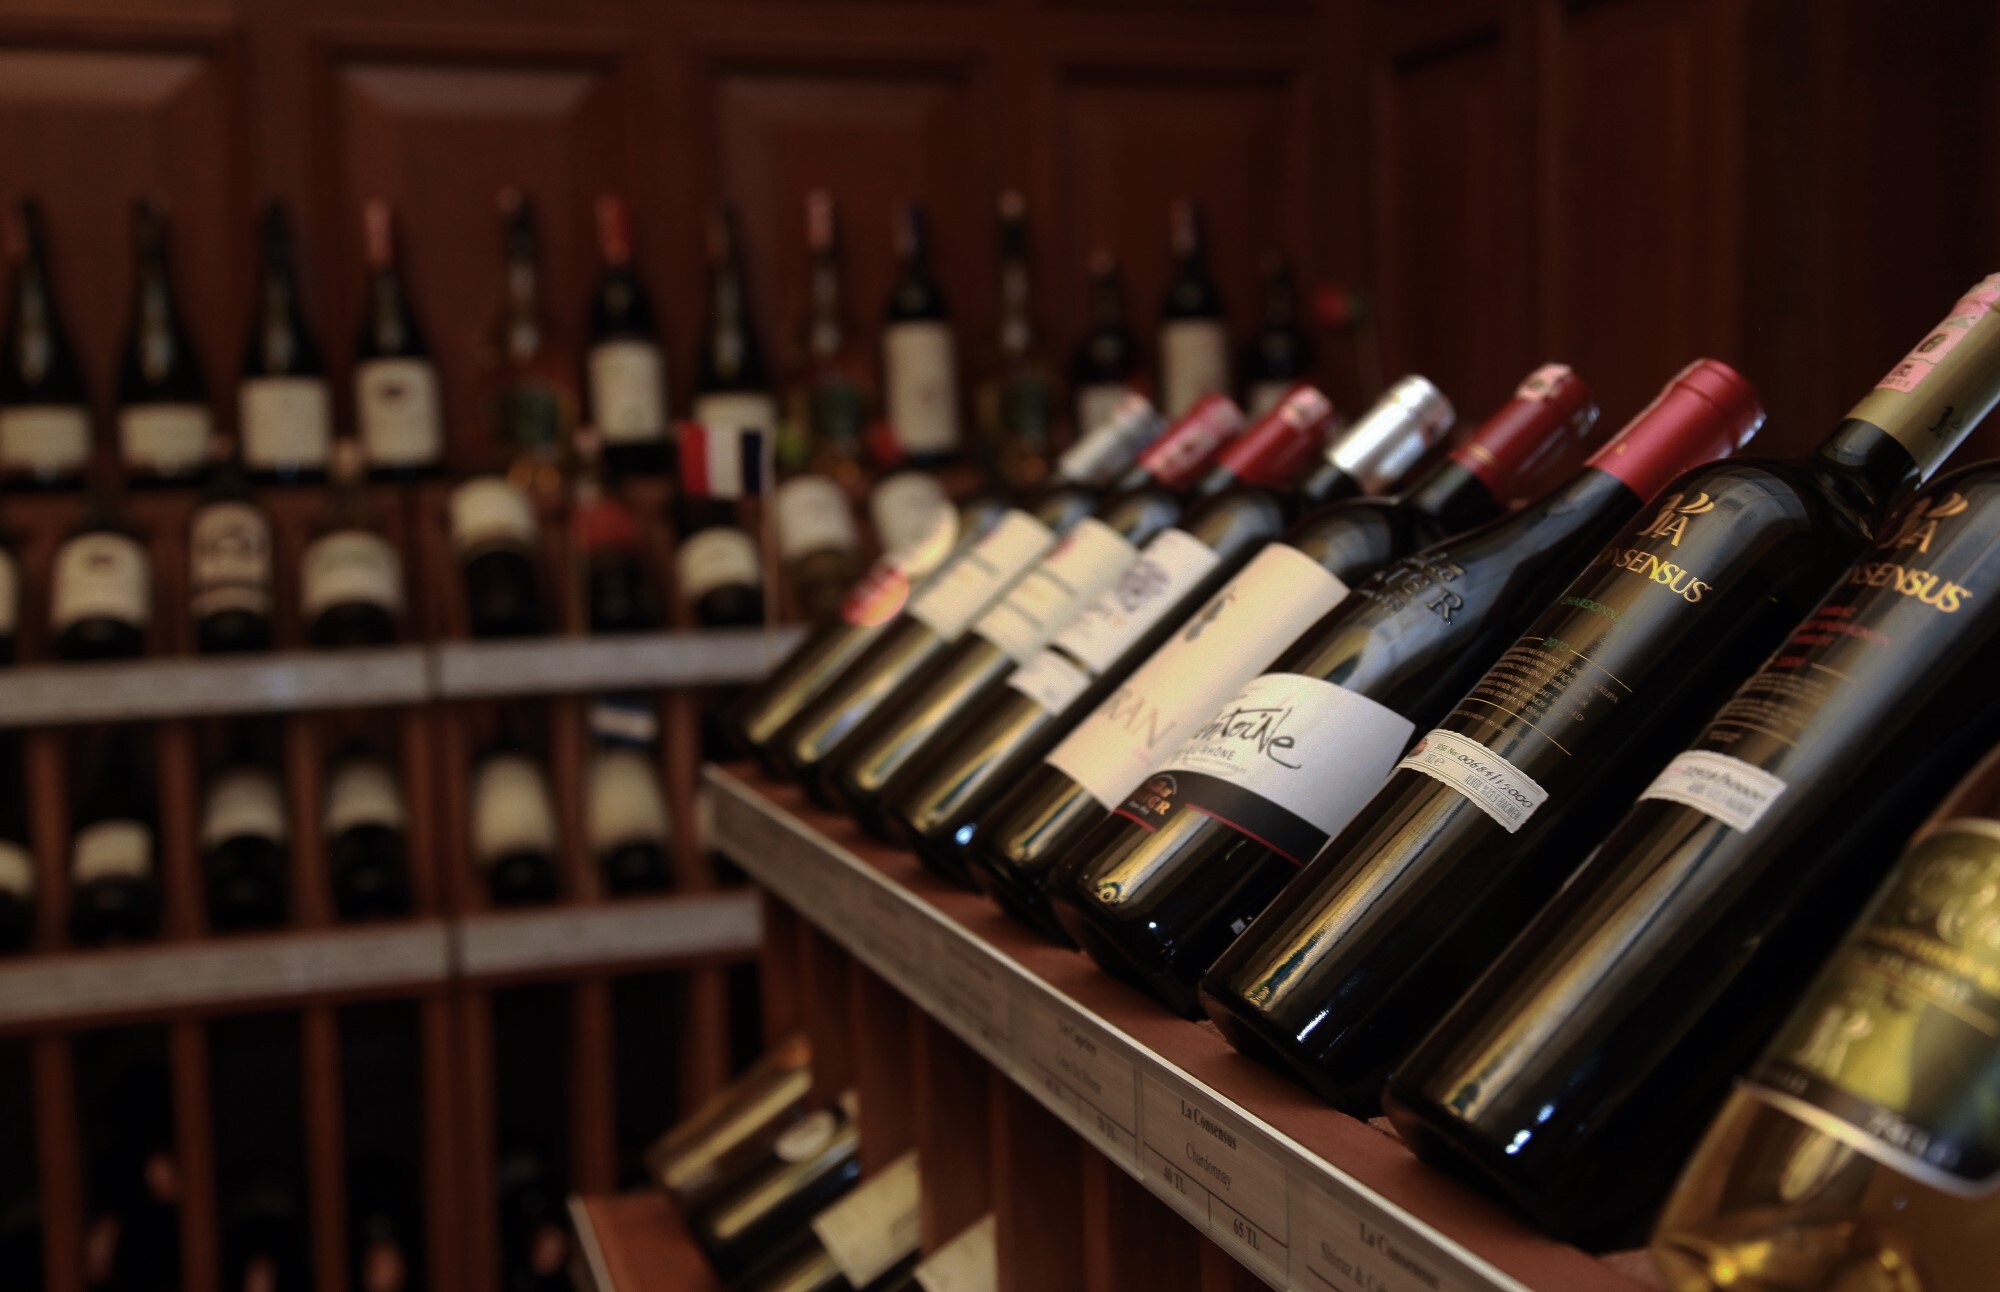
[1199,985,1384,1116]
[1051,894,1205,1019]
[965,847,1075,945]
[909,821,980,889]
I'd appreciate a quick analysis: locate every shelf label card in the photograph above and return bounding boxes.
[1293,1184,1468,1292]
[915,1214,996,1292]
[1022,998,1140,1167]
[812,1150,922,1286]
[930,925,1013,1055]
[1140,1075,1289,1270]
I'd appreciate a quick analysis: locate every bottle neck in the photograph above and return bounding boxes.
[807,257,844,360]
[999,258,1033,357]
[1808,416,1922,518]
[1398,458,1506,535]
[1089,276,1123,329]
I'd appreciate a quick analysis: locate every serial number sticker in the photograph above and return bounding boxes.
[1641,749,1788,833]
[1140,1076,1288,1269]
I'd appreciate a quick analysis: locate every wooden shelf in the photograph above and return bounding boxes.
[456,890,763,982]
[0,649,429,728]
[433,626,808,699]
[707,763,1649,1292]
[569,1191,722,1292]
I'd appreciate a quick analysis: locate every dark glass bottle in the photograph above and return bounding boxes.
[200,726,291,933]
[490,189,571,489]
[691,1098,862,1286]
[1203,280,2000,1117]
[452,467,543,639]
[588,742,672,894]
[305,438,403,648]
[1242,255,1315,416]
[1158,199,1228,418]
[117,198,213,487]
[967,367,1601,939]
[880,202,961,465]
[189,434,276,654]
[0,734,33,952]
[775,476,862,624]
[348,1159,422,1292]
[69,725,161,945]
[792,190,870,488]
[587,193,669,476]
[573,430,661,635]
[498,1149,573,1292]
[238,201,332,484]
[1069,251,1143,439]
[325,746,413,921]
[353,199,444,479]
[0,518,12,665]
[980,190,1058,492]
[52,456,151,662]
[472,723,561,907]
[693,204,779,448]
[0,196,90,488]
[898,377,1451,887]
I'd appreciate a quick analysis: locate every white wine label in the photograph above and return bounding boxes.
[239,376,333,470]
[586,748,669,848]
[0,546,17,636]
[811,1150,921,1287]
[677,527,761,603]
[1047,528,1221,677]
[51,532,150,632]
[449,477,538,556]
[1160,320,1230,417]
[1056,397,1161,487]
[776,477,859,562]
[1154,672,1413,864]
[774,1109,839,1163]
[188,501,274,619]
[0,841,33,898]
[973,519,1139,664]
[119,402,212,472]
[884,320,962,453]
[302,530,404,618]
[355,358,443,468]
[1006,650,1091,715]
[1076,383,1139,440]
[914,1214,995,1292]
[1641,750,1788,833]
[906,510,1054,641]
[1047,543,1349,810]
[200,768,289,848]
[691,391,779,440]
[0,404,90,473]
[869,472,954,562]
[1396,729,1549,834]
[587,339,667,442]
[324,761,406,836]
[72,820,151,883]
[1247,380,1295,418]
[471,755,557,862]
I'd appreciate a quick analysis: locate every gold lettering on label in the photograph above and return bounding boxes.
[1886,491,1970,555]
[1634,491,1715,548]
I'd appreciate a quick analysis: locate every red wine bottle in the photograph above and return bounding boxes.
[1203,277,2000,1116]
[967,366,1600,940]
[69,725,161,945]
[792,189,870,484]
[326,746,412,922]
[587,194,669,477]
[775,475,863,624]
[589,743,672,895]
[200,727,290,933]
[489,190,571,485]
[1047,361,1760,1015]
[894,377,1451,885]
[694,205,779,455]
[117,199,212,487]
[304,438,404,648]
[1158,200,1228,417]
[828,392,1270,839]
[1070,252,1144,438]
[189,433,276,654]
[354,199,444,480]
[452,470,543,639]
[880,202,961,466]
[52,455,151,662]
[238,201,332,485]
[1242,255,1314,416]
[472,732,561,908]
[0,197,91,489]
[982,191,1058,491]
[573,430,661,635]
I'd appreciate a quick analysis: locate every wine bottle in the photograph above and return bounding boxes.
[1203,278,2000,1115]
[218,1172,310,1292]
[743,1150,922,1292]
[691,1098,863,1285]
[200,731,290,933]
[573,430,661,635]
[189,433,275,654]
[775,397,1223,803]
[677,512,764,628]
[1242,255,1314,415]
[897,377,1450,887]
[497,1149,573,1292]
[967,367,1597,939]
[1652,742,2000,1292]
[491,189,571,487]
[69,725,161,945]
[1049,360,1761,1015]
[646,1034,813,1212]
[348,1161,422,1292]
[792,190,870,487]
[353,199,444,479]
[1158,199,1228,418]
[238,201,332,484]
[1070,252,1143,439]
[452,469,543,639]
[0,197,90,487]
[0,735,33,952]
[303,437,403,649]
[326,747,412,921]
[979,191,1057,491]
[587,194,669,476]
[52,455,151,662]
[777,476,863,624]
[1384,460,2000,1247]
[880,202,961,465]
[117,198,212,486]
[693,205,779,448]
[588,744,672,894]
[472,736,561,906]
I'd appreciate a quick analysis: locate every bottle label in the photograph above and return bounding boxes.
[449,477,538,557]
[1847,274,2000,476]
[189,501,274,620]
[973,518,1139,664]
[0,546,16,636]
[914,1214,995,1292]
[776,476,858,562]
[1076,383,1139,440]
[1057,398,1161,487]
[1159,320,1230,417]
[0,841,32,898]
[677,527,761,603]
[1641,750,1788,833]
[587,748,669,849]
[200,768,288,848]
[811,1149,921,1287]
[324,761,405,835]
[302,530,404,618]
[239,376,333,470]
[870,473,954,560]
[1043,528,1222,677]
[51,532,150,631]
[1138,671,1413,865]
[906,510,1054,640]
[119,402,212,473]
[774,1109,837,1162]
[355,358,443,468]
[691,391,778,440]
[1046,543,1349,811]
[471,755,557,862]
[1246,380,1294,418]
[1747,817,2000,1195]
[0,404,90,474]
[72,820,151,883]
[1006,650,1091,714]
[588,339,667,442]
[884,320,961,453]
[1396,729,1548,834]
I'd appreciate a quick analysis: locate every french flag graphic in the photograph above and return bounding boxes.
[677,421,772,499]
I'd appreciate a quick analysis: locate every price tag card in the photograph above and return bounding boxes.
[1140,1076,1289,1278]
[812,1150,923,1287]
[1021,998,1139,1168]
[853,881,928,988]
[915,1214,996,1292]
[1292,1183,1467,1292]
[929,925,1014,1057]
